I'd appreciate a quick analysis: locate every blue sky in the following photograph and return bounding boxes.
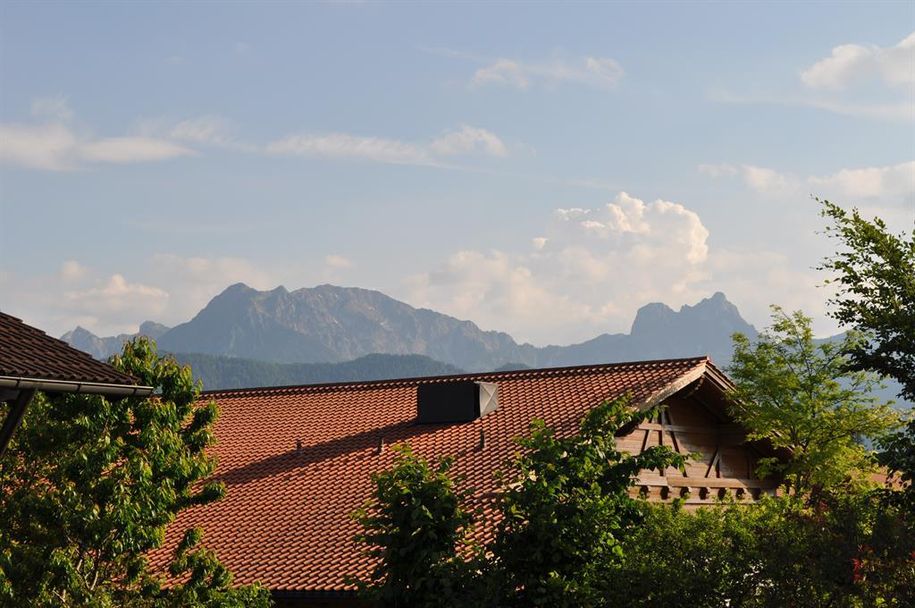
[1,1,913,345]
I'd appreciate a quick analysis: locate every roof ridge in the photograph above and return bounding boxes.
[201,355,712,398]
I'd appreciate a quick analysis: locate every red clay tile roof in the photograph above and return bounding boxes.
[151,357,717,593]
[0,311,139,387]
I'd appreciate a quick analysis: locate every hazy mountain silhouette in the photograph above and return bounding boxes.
[60,284,909,402]
[63,284,757,371]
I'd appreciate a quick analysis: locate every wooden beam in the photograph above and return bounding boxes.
[0,389,36,458]
[634,476,778,490]
[638,422,745,435]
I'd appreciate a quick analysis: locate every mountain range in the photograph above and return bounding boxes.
[62,283,756,371]
[59,283,907,407]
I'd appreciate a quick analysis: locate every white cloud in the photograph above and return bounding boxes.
[473,59,530,89]
[404,192,712,343]
[697,163,738,178]
[472,55,624,90]
[325,254,353,269]
[3,97,511,170]
[78,137,194,164]
[0,111,194,171]
[430,125,508,157]
[801,31,915,90]
[742,165,794,196]
[167,116,233,146]
[59,260,88,282]
[266,125,509,166]
[64,274,170,328]
[0,123,79,170]
[809,161,915,200]
[711,31,915,123]
[400,190,854,343]
[147,254,276,322]
[266,132,431,165]
[2,254,284,337]
[700,160,915,202]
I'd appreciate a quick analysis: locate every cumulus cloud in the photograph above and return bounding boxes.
[266,125,508,165]
[399,190,855,343]
[0,254,288,337]
[404,192,712,343]
[801,31,915,90]
[64,274,170,330]
[147,254,277,321]
[711,32,914,123]
[472,55,624,90]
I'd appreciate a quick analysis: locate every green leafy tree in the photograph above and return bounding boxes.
[353,444,484,608]
[603,501,762,607]
[606,495,912,608]
[489,396,686,608]
[819,199,915,401]
[819,200,915,601]
[728,307,897,496]
[0,338,271,608]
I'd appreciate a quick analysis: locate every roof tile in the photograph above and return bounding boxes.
[0,312,139,386]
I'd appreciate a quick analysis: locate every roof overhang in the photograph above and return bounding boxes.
[0,375,153,398]
[634,359,733,412]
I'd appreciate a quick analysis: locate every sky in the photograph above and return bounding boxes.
[0,1,913,346]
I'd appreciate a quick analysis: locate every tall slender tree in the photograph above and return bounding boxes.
[819,199,915,401]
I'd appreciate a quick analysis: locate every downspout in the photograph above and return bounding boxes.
[0,389,35,458]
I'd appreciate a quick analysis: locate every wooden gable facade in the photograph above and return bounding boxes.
[619,369,778,504]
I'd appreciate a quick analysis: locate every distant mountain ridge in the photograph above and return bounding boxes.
[64,284,757,371]
[61,321,170,360]
[156,283,528,370]
[60,284,908,406]
[173,352,464,391]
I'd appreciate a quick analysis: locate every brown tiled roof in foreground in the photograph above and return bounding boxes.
[0,311,139,386]
[150,356,717,594]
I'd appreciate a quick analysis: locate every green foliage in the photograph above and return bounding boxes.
[729,307,898,495]
[877,417,915,516]
[606,495,913,607]
[820,199,915,401]
[489,396,686,607]
[353,444,483,608]
[0,337,271,608]
[603,502,761,606]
